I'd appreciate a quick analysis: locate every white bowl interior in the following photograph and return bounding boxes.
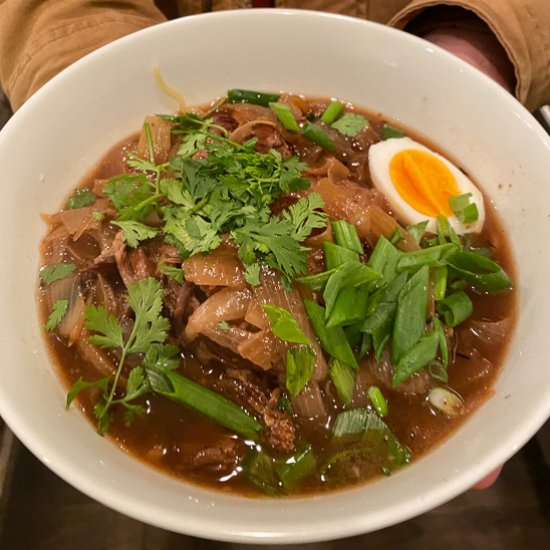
[0,10,549,544]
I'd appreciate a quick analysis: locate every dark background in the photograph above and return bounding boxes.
[0,92,549,550]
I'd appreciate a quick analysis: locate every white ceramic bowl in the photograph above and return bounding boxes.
[0,9,549,544]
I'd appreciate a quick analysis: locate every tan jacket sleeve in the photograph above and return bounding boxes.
[388,0,550,111]
[0,0,166,111]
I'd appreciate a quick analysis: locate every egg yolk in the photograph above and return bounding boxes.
[389,149,459,217]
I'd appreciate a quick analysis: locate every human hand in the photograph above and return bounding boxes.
[422,26,515,93]
[473,464,503,490]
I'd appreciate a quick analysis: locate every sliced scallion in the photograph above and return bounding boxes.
[331,220,363,254]
[367,386,388,417]
[304,299,358,369]
[391,266,429,364]
[301,121,336,152]
[160,371,262,441]
[381,123,406,140]
[227,88,281,106]
[449,193,479,224]
[321,101,344,124]
[436,291,473,327]
[329,358,356,406]
[269,102,300,132]
[446,252,512,292]
[326,286,369,328]
[323,241,359,270]
[392,329,439,387]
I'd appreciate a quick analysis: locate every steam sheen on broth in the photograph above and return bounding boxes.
[38,91,516,496]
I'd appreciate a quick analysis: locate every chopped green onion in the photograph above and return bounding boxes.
[433,266,448,301]
[323,261,379,319]
[428,387,464,416]
[381,123,406,140]
[332,409,410,468]
[296,269,334,292]
[285,346,316,396]
[331,220,363,254]
[367,386,388,417]
[449,193,479,223]
[304,299,358,369]
[391,266,429,364]
[227,88,280,106]
[360,272,408,359]
[269,102,300,132]
[323,241,359,270]
[406,220,429,244]
[359,333,372,359]
[436,291,473,327]
[321,101,344,124]
[329,358,356,406]
[392,328,439,387]
[262,304,312,345]
[397,243,459,272]
[301,121,336,152]
[275,445,317,489]
[367,236,402,284]
[160,371,262,441]
[434,317,449,370]
[326,286,369,328]
[437,215,461,246]
[446,252,512,291]
[243,450,281,495]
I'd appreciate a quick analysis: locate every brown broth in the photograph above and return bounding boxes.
[38,96,517,496]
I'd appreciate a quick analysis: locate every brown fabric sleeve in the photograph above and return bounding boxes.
[0,0,166,111]
[388,0,550,111]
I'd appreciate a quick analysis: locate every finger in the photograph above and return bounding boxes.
[473,464,503,490]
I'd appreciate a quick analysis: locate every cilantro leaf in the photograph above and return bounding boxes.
[281,193,328,241]
[66,188,96,209]
[39,262,76,286]
[262,304,313,345]
[85,305,125,349]
[126,277,170,354]
[45,299,69,331]
[66,376,110,409]
[142,343,180,393]
[331,112,368,137]
[112,220,159,248]
[77,277,172,434]
[158,263,184,285]
[244,263,261,286]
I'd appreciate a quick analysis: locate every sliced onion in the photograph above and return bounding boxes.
[185,287,252,341]
[237,330,283,371]
[362,351,430,395]
[226,103,276,125]
[74,331,117,378]
[366,205,420,252]
[468,318,512,345]
[252,269,328,381]
[291,381,328,420]
[44,274,85,345]
[137,115,172,163]
[183,244,245,288]
[428,387,464,416]
[244,298,269,330]
[200,325,252,354]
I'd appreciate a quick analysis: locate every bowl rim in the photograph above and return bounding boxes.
[1,8,550,544]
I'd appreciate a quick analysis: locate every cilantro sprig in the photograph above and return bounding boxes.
[103,112,328,285]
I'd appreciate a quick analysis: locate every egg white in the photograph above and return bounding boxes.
[368,137,485,234]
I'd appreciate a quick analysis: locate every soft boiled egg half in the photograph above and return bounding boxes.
[368,137,484,234]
